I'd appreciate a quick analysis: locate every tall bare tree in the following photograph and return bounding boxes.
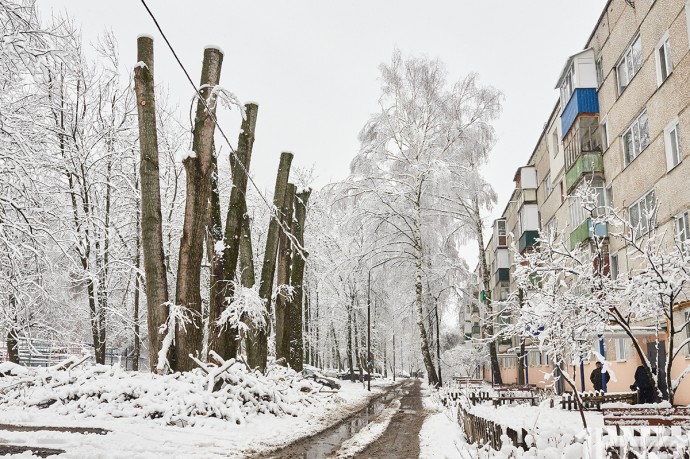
[174,47,224,372]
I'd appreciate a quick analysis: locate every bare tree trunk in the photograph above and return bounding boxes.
[133,164,142,372]
[413,207,439,385]
[474,197,502,384]
[7,295,19,364]
[206,149,225,358]
[434,298,442,386]
[133,36,170,372]
[173,47,224,372]
[248,152,293,370]
[347,295,355,380]
[275,184,296,363]
[208,104,259,360]
[286,189,310,371]
[239,216,255,288]
[331,322,342,371]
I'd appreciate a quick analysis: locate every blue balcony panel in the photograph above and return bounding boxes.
[561,88,599,138]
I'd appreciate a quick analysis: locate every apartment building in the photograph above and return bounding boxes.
[478,0,690,403]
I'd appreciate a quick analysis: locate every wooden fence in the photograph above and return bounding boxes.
[560,390,638,411]
[458,403,530,451]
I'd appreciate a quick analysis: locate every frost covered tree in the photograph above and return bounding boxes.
[343,51,501,386]
[503,184,690,405]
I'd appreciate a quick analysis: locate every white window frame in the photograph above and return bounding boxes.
[664,117,681,171]
[629,189,657,237]
[544,171,552,198]
[675,210,689,245]
[551,130,560,158]
[615,339,627,361]
[560,64,575,106]
[655,31,673,86]
[601,116,609,151]
[617,34,643,94]
[610,253,619,280]
[622,109,650,166]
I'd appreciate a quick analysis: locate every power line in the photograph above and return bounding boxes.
[139,0,306,258]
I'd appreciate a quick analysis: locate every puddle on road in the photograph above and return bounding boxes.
[267,383,405,459]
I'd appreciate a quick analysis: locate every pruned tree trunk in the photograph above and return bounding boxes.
[133,36,170,372]
[133,163,142,372]
[208,104,259,360]
[174,46,224,372]
[206,148,225,358]
[248,152,293,370]
[286,188,311,371]
[275,183,296,363]
[239,215,256,288]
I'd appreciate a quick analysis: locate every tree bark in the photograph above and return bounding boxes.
[347,295,355,380]
[275,183,296,363]
[208,104,259,360]
[239,215,255,288]
[247,152,293,370]
[174,47,224,372]
[474,197,502,384]
[133,36,170,372]
[206,149,225,358]
[286,189,311,371]
[7,295,19,364]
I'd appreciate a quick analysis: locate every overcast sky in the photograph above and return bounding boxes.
[36,0,607,264]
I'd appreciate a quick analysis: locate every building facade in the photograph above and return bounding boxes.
[478,0,690,404]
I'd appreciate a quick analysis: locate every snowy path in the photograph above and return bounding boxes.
[260,378,437,458]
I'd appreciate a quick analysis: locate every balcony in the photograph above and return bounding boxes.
[495,268,510,283]
[561,88,599,138]
[519,230,539,253]
[569,218,608,249]
[565,152,603,192]
[517,188,537,208]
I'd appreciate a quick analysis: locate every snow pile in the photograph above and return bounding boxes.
[0,361,331,427]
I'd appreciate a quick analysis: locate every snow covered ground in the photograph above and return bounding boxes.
[418,384,467,459]
[0,363,397,458]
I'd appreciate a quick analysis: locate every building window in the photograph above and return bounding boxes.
[560,64,575,105]
[544,171,552,199]
[629,189,656,237]
[656,32,673,85]
[596,55,604,86]
[615,339,627,361]
[569,195,587,229]
[610,253,619,280]
[617,34,642,94]
[675,211,689,245]
[496,219,507,246]
[552,131,560,158]
[601,117,609,151]
[546,217,558,239]
[665,118,681,170]
[605,184,614,212]
[622,110,650,166]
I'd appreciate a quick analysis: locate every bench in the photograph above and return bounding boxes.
[603,407,690,427]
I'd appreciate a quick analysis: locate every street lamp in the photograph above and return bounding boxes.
[367,259,395,391]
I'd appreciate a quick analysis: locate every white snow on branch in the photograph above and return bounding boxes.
[175,150,197,163]
[217,282,266,335]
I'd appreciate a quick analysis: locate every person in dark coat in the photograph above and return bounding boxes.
[631,365,655,403]
[590,362,610,392]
